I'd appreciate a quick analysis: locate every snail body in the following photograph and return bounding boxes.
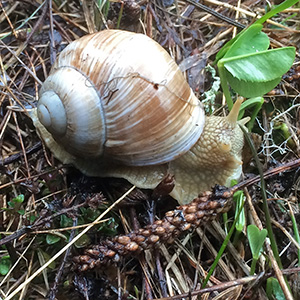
[31,30,247,204]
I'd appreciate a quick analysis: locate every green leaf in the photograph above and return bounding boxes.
[266,277,286,300]
[12,194,24,203]
[224,47,296,82]
[29,215,37,223]
[7,201,15,208]
[239,97,264,118]
[239,97,264,130]
[225,71,281,97]
[215,35,240,62]
[0,256,11,275]
[17,209,25,215]
[60,214,73,228]
[224,24,269,58]
[233,191,245,232]
[7,194,25,210]
[97,217,119,235]
[46,234,61,245]
[247,225,268,260]
[215,24,268,62]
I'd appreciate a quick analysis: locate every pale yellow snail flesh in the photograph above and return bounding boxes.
[31,30,247,205]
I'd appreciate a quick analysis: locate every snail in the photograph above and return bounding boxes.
[30,29,249,205]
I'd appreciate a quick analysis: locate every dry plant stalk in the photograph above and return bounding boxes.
[73,186,232,271]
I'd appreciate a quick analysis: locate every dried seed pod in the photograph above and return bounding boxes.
[73,186,232,271]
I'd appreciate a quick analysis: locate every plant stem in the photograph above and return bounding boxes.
[217,60,233,110]
[202,196,245,288]
[288,202,300,266]
[250,257,258,275]
[240,126,283,269]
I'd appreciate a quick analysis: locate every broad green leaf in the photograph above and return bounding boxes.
[97,217,119,235]
[60,214,73,227]
[215,35,241,62]
[216,0,298,62]
[29,215,37,223]
[225,70,281,97]
[215,25,257,61]
[7,201,15,208]
[223,47,296,82]
[224,24,269,58]
[230,31,269,57]
[247,225,268,260]
[215,26,251,61]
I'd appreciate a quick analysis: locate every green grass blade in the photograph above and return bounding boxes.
[254,0,300,25]
[202,198,245,288]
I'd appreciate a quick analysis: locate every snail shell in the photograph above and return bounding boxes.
[32,30,247,204]
[36,30,204,166]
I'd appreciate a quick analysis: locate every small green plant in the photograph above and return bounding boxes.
[43,206,119,248]
[202,199,245,288]
[46,234,62,245]
[266,277,286,300]
[95,0,111,29]
[232,190,245,246]
[273,122,296,149]
[247,224,268,275]
[287,203,300,266]
[0,255,11,276]
[215,0,297,130]
[78,207,119,235]
[2,194,25,215]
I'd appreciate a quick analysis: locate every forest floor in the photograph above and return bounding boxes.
[0,0,300,299]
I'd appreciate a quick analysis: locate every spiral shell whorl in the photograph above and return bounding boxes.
[38,67,106,157]
[37,91,67,136]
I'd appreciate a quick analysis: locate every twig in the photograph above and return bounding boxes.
[184,0,246,29]
[0,142,42,166]
[26,1,49,43]
[231,158,300,193]
[152,267,300,300]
